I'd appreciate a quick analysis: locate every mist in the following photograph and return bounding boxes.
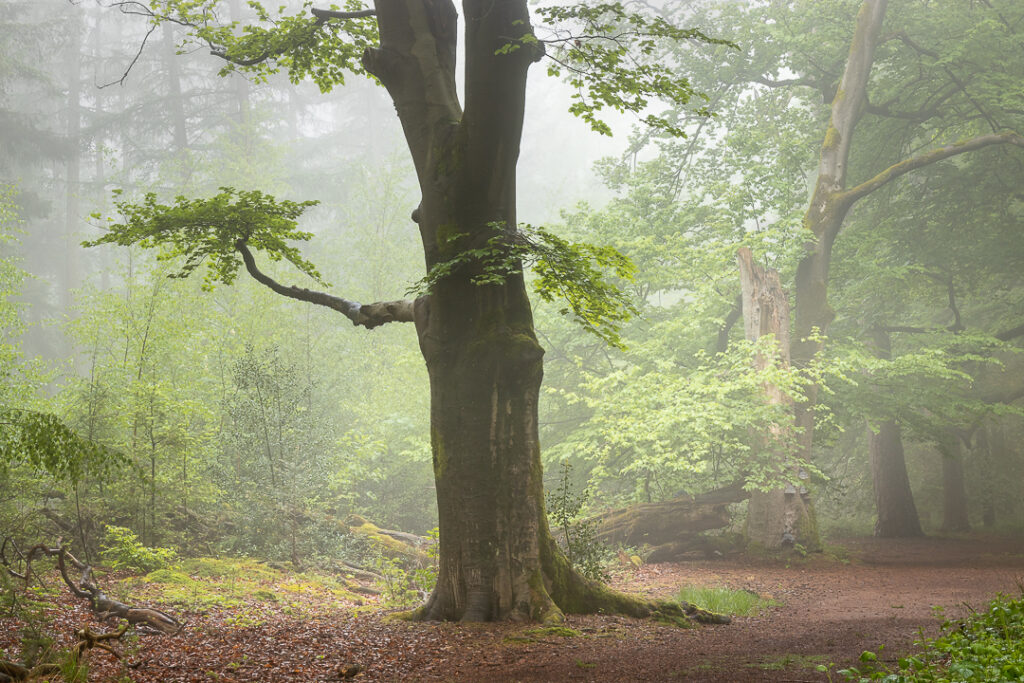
[2,0,1023,680]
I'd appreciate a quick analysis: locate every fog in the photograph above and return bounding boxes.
[1,0,1023,671]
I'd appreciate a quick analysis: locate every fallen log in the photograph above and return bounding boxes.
[591,483,749,561]
[344,515,432,567]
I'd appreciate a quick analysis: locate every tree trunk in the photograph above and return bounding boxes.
[368,0,666,623]
[940,433,970,532]
[63,8,83,322]
[737,247,817,550]
[868,420,924,537]
[866,328,923,538]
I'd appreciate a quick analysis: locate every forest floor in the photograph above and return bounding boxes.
[3,535,1024,682]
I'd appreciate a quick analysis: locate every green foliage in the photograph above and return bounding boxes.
[147,1,378,93]
[546,460,609,582]
[835,589,1024,682]
[101,525,177,573]
[411,223,639,348]
[545,338,818,503]
[369,527,437,608]
[0,187,124,487]
[534,3,735,136]
[84,187,321,290]
[676,586,777,617]
[0,408,126,486]
[371,555,429,609]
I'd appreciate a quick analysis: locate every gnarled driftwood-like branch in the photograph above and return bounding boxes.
[234,239,415,329]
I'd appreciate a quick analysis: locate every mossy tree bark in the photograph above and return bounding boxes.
[366,0,670,623]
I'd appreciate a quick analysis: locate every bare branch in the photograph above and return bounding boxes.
[234,240,415,329]
[841,132,1024,206]
[99,23,157,88]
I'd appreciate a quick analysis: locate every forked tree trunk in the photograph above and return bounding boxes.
[368,0,668,623]
[737,248,817,550]
[869,420,924,537]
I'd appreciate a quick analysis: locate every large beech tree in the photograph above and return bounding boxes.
[86,0,728,623]
[788,0,1024,546]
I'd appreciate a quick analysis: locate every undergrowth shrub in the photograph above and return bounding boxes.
[372,528,438,608]
[546,460,610,581]
[100,525,176,573]
[835,588,1024,682]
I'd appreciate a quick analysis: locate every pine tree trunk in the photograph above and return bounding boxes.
[868,420,923,537]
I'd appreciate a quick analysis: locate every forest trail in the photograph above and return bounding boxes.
[3,536,1023,681]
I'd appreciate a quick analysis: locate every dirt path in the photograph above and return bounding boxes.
[476,536,1024,682]
[4,536,1023,681]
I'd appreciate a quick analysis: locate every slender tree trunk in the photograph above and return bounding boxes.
[63,9,83,320]
[940,432,970,532]
[789,0,889,552]
[737,248,816,550]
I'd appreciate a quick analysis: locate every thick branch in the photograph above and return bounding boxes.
[310,7,376,21]
[841,132,1024,205]
[234,240,414,329]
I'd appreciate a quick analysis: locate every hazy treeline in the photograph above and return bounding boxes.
[1,0,1023,567]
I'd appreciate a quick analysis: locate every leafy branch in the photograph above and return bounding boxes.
[101,0,378,92]
[0,408,126,485]
[531,3,736,136]
[84,187,322,291]
[409,223,639,348]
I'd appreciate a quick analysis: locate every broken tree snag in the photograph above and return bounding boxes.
[591,483,748,561]
[737,247,817,551]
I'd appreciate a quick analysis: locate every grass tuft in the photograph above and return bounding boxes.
[676,586,778,617]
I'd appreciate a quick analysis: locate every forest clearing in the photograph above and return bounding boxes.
[3,0,1024,680]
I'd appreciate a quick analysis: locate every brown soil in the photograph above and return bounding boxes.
[3,535,1023,681]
